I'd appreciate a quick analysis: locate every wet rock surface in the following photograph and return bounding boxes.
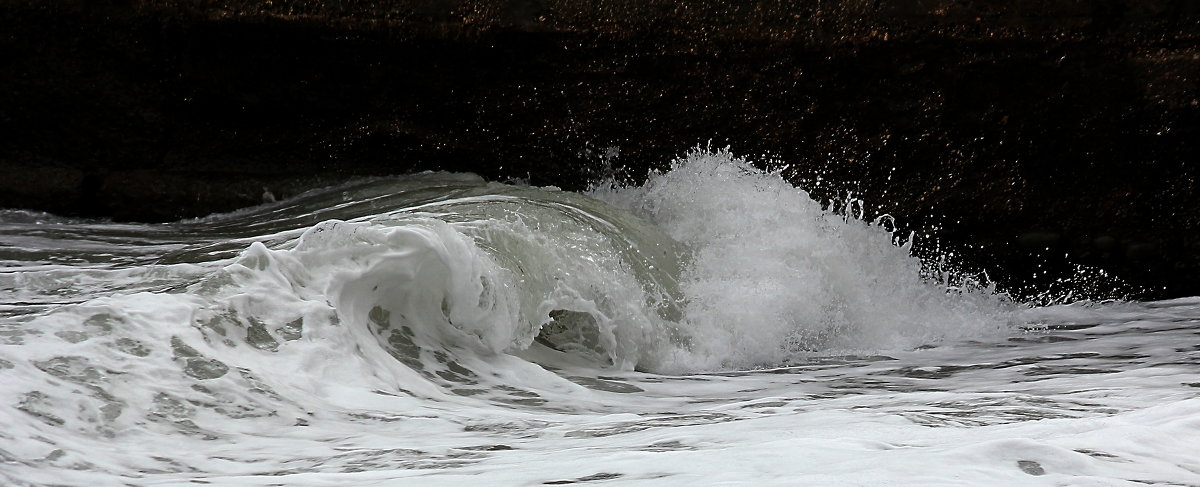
[2,0,1198,299]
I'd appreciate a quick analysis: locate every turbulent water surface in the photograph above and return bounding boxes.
[2,150,1198,486]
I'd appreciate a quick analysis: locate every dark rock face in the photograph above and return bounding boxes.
[2,0,1198,299]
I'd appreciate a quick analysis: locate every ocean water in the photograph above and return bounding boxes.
[2,149,1198,486]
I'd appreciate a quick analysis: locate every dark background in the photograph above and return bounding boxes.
[3,0,1198,300]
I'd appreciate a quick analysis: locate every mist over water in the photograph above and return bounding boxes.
[2,149,1198,486]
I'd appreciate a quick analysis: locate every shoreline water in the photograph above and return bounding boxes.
[3,158,1199,485]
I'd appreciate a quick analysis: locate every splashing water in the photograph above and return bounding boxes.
[2,148,1197,486]
[593,147,1013,369]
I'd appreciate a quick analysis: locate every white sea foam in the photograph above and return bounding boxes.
[1,149,1198,486]
[593,147,1013,369]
